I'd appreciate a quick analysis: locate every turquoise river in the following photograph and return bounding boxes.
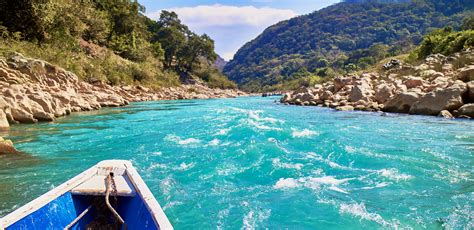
[0,96,473,229]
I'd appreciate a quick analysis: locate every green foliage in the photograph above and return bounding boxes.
[413,27,474,59]
[224,0,471,91]
[0,0,236,89]
[461,14,474,30]
[196,67,237,89]
[150,11,218,75]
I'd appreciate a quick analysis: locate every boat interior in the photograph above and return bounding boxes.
[6,165,158,230]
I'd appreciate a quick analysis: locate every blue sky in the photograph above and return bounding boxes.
[141,0,340,60]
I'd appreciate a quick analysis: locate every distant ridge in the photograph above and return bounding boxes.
[224,0,473,91]
[214,55,228,72]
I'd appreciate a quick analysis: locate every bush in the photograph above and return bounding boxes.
[414,28,474,59]
[196,66,237,89]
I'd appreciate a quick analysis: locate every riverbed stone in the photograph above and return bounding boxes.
[438,110,454,119]
[409,81,467,115]
[457,104,474,118]
[383,92,420,113]
[0,137,20,154]
[467,81,474,101]
[457,65,474,82]
[0,110,9,129]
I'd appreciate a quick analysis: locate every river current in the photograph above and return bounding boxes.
[0,96,473,229]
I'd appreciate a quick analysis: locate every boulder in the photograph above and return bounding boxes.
[280,93,292,103]
[442,64,453,73]
[320,90,333,101]
[438,110,454,119]
[11,108,37,123]
[0,109,9,129]
[458,104,474,118]
[457,65,474,82]
[349,82,373,102]
[409,81,467,115]
[374,84,394,104]
[383,92,420,113]
[432,77,451,89]
[334,76,352,92]
[404,76,424,89]
[0,137,20,154]
[468,81,474,101]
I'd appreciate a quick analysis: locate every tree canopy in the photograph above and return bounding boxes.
[0,0,233,88]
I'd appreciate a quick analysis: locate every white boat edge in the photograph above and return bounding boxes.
[0,160,173,230]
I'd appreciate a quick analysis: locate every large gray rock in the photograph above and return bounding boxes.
[334,76,353,92]
[458,104,474,118]
[349,82,373,102]
[457,65,474,82]
[383,92,420,113]
[374,84,394,104]
[409,81,467,115]
[467,81,474,102]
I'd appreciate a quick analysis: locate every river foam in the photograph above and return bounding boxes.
[164,134,201,145]
[274,176,354,193]
[291,128,319,138]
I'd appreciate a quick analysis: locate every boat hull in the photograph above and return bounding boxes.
[0,160,173,230]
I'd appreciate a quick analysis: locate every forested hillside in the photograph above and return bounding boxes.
[224,0,473,92]
[0,0,236,89]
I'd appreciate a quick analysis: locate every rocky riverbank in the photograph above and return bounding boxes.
[281,50,474,119]
[0,52,247,133]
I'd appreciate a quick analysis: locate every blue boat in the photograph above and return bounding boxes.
[0,160,173,229]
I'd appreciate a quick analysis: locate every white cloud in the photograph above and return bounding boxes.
[147,4,297,28]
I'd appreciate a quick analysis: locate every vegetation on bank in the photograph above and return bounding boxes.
[0,0,236,89]
[224,0,473,92]
[412,24,474,60]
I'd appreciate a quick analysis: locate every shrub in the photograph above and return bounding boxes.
[414,28,474,59]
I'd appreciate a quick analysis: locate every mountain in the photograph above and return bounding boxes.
[224,0,473,91]
[213,55,228,71]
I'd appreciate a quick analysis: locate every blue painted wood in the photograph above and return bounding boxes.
[117,195,158,230]
[6,192,158,230]
[6,192,87,229]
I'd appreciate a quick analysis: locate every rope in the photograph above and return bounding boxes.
[105,172,127,230]
[63,204,93,230]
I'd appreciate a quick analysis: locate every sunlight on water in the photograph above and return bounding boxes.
[0,97,473,229]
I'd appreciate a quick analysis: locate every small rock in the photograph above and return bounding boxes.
[404,76,424,89]
[438,110,453,119]
[336,105,354,111]
[0,137,20,154]
[458,104,474,118]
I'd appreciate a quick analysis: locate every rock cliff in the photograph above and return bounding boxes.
[0,52,246,130]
